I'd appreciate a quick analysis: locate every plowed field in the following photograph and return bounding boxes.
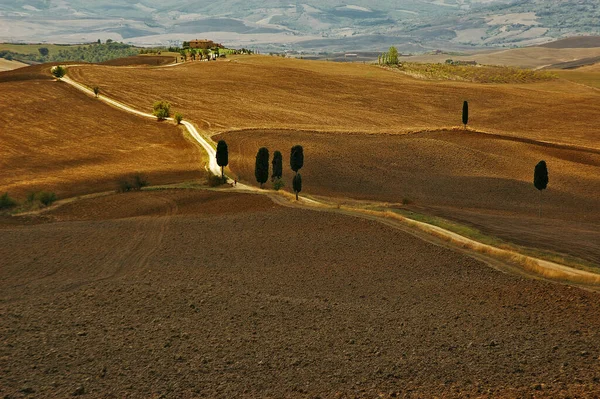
[1,190,599,398]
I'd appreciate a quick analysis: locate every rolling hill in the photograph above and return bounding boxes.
[67,55,600,268]
[0,64,204,200]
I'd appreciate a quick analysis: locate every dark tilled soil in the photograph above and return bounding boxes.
[218,128,600,266]
[1,190,600,398]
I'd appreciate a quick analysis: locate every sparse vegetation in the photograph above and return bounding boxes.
[207,171,226,187]
[174,113,183,125]
[0,192,17,210]
[51,66,66,79]
[117,174,149,193]
[273,178,285,191]
[390,62,557,84]
[38,191,57,206]
[152,101,171,120]
[216,140,229,183]
[255,147,270,188]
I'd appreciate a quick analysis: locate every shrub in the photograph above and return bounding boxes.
[0,193,17,210]
[153,101,171,120]
[272,178,285,191]
[117,174,149,193]
[52,66,66,79]
[402,197,413,205]
[38,191,57,206]
[132,174,149,190]
[174,113,183,125]
[117,179,133,193]
[207,172,226,187]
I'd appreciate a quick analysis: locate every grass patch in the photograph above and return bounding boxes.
[392,209,598,273]
[388,63,558,84]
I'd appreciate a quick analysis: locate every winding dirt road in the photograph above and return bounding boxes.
[58,67,600,289]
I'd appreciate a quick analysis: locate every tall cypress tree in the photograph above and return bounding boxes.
[272,150,283,181]
[290,145,304,175]
[462,100,469,129]
[293,173,302,201]
[534,160,549,217]
[216,140,228,183]
[255,147,269,188]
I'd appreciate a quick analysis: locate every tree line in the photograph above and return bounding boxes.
[215,141,304,200]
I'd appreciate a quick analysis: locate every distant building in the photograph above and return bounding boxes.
[188,39,223,49]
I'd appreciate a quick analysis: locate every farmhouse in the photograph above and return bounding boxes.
[189,39,223,49]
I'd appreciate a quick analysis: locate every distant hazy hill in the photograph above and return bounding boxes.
[1,0,599,52]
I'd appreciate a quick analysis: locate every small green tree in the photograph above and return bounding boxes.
[290,145,304,175]
[38,47,49,57]
[462,100,469,129]
[255,147,270,188]
[216,140,229,183]
[174,113,183,125]
[51,66,66,79]
[271,150,283,181]
[534,160,549,217]
[388,46,399,65]
[293,173,302,200]
[93,86,100,98]
[152,101,171,120]
[180,49,187,61]
[202,48,210,60]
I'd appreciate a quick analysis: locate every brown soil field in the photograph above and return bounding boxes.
[540,36,600,49]
[68,56,600,149]
[0,66,204,199]
[218,129,600,266]
[405,46,600,70]
[100,55,176,67]
[1,189,600,398]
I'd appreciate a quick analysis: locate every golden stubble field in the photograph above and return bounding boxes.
[68,56,600,149]
[0,65,204,199]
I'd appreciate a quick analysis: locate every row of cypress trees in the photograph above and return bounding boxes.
[255,145,304,199]
[215,140,305,200]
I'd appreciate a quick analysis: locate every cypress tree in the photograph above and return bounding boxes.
[255,147,269,188]
[462,100,469,129]
[216,140,229,183]
[272,150,283,181]
[290,145,304,175]
[534,160,549,217]
[293,173,302,201]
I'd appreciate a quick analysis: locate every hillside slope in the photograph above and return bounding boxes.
[69,56,600,149]
[0,65,204,199]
